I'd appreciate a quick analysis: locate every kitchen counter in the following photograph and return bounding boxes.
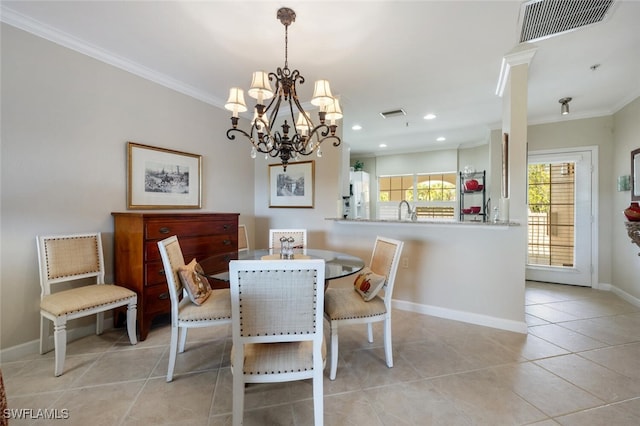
[326,218,520,227]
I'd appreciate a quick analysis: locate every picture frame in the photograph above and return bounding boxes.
[269,160,315,208]
[127,142,202,209]
[632,148,640,201]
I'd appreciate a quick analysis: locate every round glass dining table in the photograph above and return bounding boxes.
[199,248,365,288]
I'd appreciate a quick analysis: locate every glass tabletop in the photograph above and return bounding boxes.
[200,248,365,282]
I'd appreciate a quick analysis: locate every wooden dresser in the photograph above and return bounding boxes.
[112,212,239,340]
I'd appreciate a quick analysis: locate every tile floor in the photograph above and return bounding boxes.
[4,281,640,425]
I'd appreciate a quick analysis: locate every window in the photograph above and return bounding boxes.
[378,173,457,220]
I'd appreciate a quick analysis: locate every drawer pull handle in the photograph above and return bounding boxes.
[223,224,230,231]
[158,292,169,300]
[158,269,165,276]
[223,239,231,246]
[159,227,170,234]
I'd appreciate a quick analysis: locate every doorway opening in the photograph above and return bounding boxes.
[526,148,596,287]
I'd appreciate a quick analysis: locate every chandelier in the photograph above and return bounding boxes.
[224,7,342,171]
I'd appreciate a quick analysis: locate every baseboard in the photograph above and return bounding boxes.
[392,299,528,334]
[0,317,117,364]
[607,284,640,308]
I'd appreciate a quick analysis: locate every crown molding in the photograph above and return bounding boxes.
[495,43,539,97]
[0,6,226,109]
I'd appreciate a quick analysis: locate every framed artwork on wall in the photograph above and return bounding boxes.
[127,142,202,209]
[632,147,640,201]
[269,160,315,208]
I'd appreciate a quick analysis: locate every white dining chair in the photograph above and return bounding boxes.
[324,236,404,380]
[229,259,326,426]
[37,233,138,376]
[157,235,232,382]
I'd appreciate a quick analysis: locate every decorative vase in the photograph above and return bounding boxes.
[624,203,640,221]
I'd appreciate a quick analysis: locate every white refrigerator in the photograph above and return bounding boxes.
[349,171,370,219]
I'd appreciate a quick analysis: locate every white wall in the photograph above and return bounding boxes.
[0,24,255,350]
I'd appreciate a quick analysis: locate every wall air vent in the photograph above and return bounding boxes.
[519,0,615,43]
[380,109,406,119]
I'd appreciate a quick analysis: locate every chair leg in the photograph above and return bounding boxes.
[53,321,67,377]
[313,358,324,425]
[329,321,339,381]
[367,323,374,343]
[167,325,179,382]
[232,370,245,426]
[40,315,50,355]
[96,311,104,335]
[126,302,138,345]
[178,327,188,353]
[383,318,393,368]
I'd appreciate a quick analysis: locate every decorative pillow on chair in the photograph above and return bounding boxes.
[353,267,387,301]
[178,259,212,305]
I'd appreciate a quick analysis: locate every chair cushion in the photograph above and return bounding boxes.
[231,337,326,375]
[178,259,212,305]
[40,284,136,316]
[178,288,231,321]
[353,267,386,301]
[324,287,387,320]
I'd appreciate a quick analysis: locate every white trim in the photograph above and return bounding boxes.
[608,284,640,308]
[0,6,225,109]
[392,299,528,334]
[495,43,538,97]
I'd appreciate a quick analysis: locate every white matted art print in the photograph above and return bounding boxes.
[269,160,315,208]
[127,142,202,209]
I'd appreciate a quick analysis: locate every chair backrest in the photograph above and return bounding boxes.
[229,259,325,345]
[157,235,187,320]
[369,236,404,305]
[37,233,106,298]
[238,224,249,252]
[269,228,307,250]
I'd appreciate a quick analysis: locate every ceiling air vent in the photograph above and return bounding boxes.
[380,109,406,119]
[519,0,615,43]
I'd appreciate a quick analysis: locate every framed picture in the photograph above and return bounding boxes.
[632,147,640,201]
[269,160,315,208]
[127,142,202,209]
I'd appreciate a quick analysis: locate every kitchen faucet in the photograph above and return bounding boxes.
[398,200,417,221]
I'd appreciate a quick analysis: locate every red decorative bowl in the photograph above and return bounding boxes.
[465,179,479,191]
[476,184,484,191]
[462,208,472,214]
[624,207,640,221]
[470,206,481,214]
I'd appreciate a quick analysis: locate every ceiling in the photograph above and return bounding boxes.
[2,1,639,156]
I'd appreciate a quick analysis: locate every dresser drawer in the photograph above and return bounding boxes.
[145,261,167,287]
[145,235,235,262]
[145,218,235,240]
[144,284,172,314]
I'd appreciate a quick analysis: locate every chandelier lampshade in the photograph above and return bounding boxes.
[225,7,342,171]
[225,88,247,117]
[248,71,274,103]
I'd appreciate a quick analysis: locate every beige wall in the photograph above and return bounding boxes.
[0,24,255,350]
[612,97,640,299]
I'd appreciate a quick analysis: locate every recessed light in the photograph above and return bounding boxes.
[352,124,362,131]
[424,113,436,120]
[379,144,387,148]
[436,136,446,142]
